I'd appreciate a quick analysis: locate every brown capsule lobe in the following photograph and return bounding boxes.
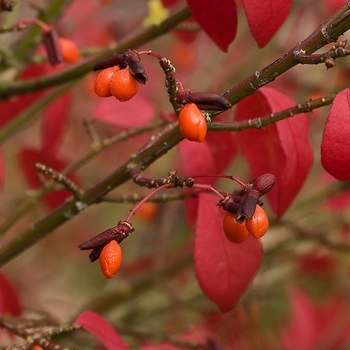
[236,189,260,222]
[218,195,242,214]
[123,50,148,84]
[79,221,134,250]
[252,174,276,196]
[176,90,231,111]
[93,54,126,71]
[43,28,63,66]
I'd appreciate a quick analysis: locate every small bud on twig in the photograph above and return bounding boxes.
[176,90,231,111]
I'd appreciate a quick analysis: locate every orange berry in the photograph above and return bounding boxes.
[223,212,249,243]
[137,202,158,221]
[58,37,79,63]
[94,66,120,97]
[32,346,43,350]
[245,205,269,239]
[109,69,139,101]
[178,103,207,142]
[99,240,122,279]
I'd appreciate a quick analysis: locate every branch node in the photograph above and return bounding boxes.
[34,163,83,200]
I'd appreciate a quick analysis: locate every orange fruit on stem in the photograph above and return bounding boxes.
[58,37,80,63]
[137,202,158,221]
[223,212,249,243]
[94,66,120,97]
[99,240,122,279]
[178,103,207,142]
[109,68,139,101]
[245,205,269,239]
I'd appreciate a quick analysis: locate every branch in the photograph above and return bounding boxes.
[1,4,350,266]
[218,2,350,113]
[293,39,350,68]
[0,79,77,144]
[0,315,76,350]
[0,6,191,99]
[0,122,182,266]
[0,120,166,236]
[209,93,336,132]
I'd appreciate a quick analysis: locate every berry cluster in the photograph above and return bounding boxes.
[219,173,276,243]
[94,66,139,101]
[93,49,147,101]
[79,220,134,279]
[223,205,269,243]
[92,49,231,142]
[79,172,276,278]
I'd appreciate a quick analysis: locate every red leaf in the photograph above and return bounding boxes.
[281,289,350,349]
[0,272,22,316]
[75,311,129,350]
[41,92,72,158]
[194,193,262,312]
[187,0,237,51]
[179,131,237,228]
[18,147,80,209]
[323,190,350,211]
[242,0,292,47]
[0,63,54,128]
[94,94,155,128]
[321,89,350,180]
[235,87,313,218]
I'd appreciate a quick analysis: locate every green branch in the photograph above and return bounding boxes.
[1,3,350,266]
[0,6,191,99]
[218,3,350,112]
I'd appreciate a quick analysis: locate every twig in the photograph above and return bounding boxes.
[1,3,350,266]
[0,6,192,99]
[131,169,194,189]
[34,163,83,200]
[102,191,195,203]
[0,120,165,237]
[209,93,336,132]
[293,39,350,68]
[0,315,76,350]
[218,3,350,116]
[0,79,78,144]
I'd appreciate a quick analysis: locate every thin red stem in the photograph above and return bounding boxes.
[17,18,51,33]
[125,183,174,221]
[192,183,226,200]
[189,174,247,187]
